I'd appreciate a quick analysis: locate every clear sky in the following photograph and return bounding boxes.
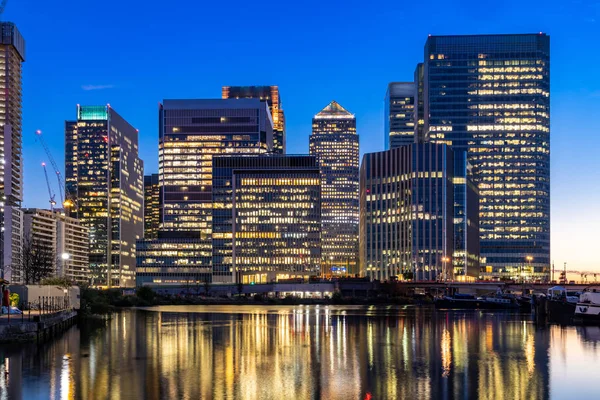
[7,0,600,274]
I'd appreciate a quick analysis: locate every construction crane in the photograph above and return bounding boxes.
[34,130,74,209]
[42,162,57,211]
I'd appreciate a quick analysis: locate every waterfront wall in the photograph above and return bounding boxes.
[0,310,77,343]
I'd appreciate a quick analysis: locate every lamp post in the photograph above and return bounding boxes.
[61,253,70,278]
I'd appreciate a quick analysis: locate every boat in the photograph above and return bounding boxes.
[545,286,579,323]
[575,290,600,323]
[434,292,519,310]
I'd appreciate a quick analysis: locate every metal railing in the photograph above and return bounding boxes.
[1,295,71,324]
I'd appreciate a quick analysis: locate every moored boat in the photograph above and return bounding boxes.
[546,286,579,323]
[435,292,519,310]
[575,290,600,324]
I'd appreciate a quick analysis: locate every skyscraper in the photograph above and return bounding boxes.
[360,143,458,281]
[423,34,550,281]
[144,174,160,240]
[309,101,359,276]
[212,155,321,284]
[414,63,425,143]
[136,99,273,287]
[0,23,25,283]
[222,86,285,153]
[65,105,144,287]
[385,82,416,149]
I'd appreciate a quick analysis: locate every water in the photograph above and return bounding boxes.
[0,306,599,399]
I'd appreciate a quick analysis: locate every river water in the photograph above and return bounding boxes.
[0,305,598,399]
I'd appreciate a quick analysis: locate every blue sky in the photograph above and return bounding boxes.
[7,0,600,273]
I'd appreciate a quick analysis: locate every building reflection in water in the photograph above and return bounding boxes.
[6,306,600,399]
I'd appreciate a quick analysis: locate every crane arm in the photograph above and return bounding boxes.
[35,130,66,205]
[42,163,56,211]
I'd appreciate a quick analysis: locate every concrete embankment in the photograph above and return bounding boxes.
[0,310,78,343]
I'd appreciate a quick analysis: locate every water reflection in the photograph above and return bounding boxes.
[1,306,599,399]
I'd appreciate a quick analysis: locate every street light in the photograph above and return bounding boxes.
[61,253,70,278]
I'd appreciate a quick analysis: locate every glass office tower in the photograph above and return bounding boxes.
[212,155,321,283]
[136,99,273,286]
[385,82,416,149]
[424,34,550,281]
[222,86,285,154]
[0,23,25,283]
[414,63,425,143]
[65,105,144,287]
[144,174,160,240]
[360,143,458,281]
[309,101,359,277]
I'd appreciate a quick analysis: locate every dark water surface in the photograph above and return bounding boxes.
[0,305,599,399]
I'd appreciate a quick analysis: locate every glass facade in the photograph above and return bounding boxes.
[222,86,285,154]
[360,143,457,281]
[309,101,359,276]
[137,99,274,285]
[452,152,481,280]
[414,63,425,143]
[424,34,550,281]
[385,82,416,149]
[143,174,160,240]
[65,105,144,287]
[212,155,321,283]
[0,22,25,283]
[135,234,212,286]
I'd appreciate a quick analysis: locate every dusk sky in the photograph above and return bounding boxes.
[7,0,600,273]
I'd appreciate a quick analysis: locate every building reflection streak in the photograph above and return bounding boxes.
[0,307,563,399]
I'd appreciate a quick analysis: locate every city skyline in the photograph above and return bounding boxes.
[6,0,600,273]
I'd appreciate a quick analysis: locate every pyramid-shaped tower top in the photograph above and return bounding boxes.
[314,101,355,119]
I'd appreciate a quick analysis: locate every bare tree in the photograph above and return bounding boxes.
[21,237,54,284]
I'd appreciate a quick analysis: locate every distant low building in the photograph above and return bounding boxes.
[22,208,89,284]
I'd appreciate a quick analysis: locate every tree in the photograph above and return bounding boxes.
[41,277,73,288]
[21,237,54,284]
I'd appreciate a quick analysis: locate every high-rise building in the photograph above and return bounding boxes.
[144,174,160,240]
[136,99,273,287]
[385,82,416,149]
[452,153,481,280]
[0,23,25,283]
[309,101,359,276]
[65,105,144,287]
[22,209,89,284]
[212,155,321,284]
[414,63,425,143]
[222,86,285,153]
[423,34,550,281]
[360,143,459,281]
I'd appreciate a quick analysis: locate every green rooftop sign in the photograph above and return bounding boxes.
[78,105,108,120]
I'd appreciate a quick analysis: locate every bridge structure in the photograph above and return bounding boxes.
[147,279,600,299]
